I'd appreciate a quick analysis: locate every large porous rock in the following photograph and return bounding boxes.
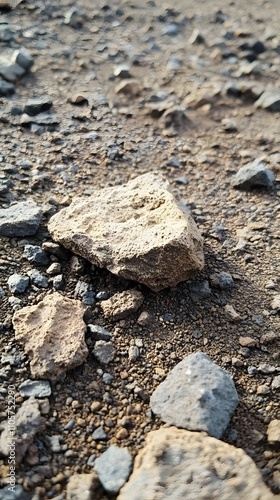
[48,173,204,291]
[118,427,274,500]
[12,292,88,381]
[0,397,44,465]
[150,352,238,438]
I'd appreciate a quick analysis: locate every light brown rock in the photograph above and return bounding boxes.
[101,290,144,320]
[118,427,275,500]
[48,173,204,291]
[12,292,88,381]
[66,472,102,500]
[267,420,280,444]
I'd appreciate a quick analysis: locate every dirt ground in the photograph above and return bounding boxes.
[0,0,279,498]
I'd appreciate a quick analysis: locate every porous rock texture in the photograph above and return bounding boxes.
[150,352,238,438]
[100,290,144,320]
[48,173,204,291]
[12,292,88,381]
[117,427,275,500]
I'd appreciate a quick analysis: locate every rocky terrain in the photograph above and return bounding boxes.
[0,0,279,499]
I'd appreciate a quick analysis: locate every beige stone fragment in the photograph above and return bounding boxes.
[267,420,280,444]
[101,290,144,320]
[118,427,275,500]
[66,472,102,500]
[239,336,258,347]
[12,292,88,381]
[48,173,204,291]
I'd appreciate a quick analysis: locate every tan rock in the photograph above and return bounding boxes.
[101,290,144,320]
[118,427,274,500]
[48,173,204,291]
[12,292,88,381]
[267,420,280,444]
[66,472,102,500]
[115,79,142,97]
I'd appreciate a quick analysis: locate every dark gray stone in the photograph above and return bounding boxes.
[209,272,234,289]
[0,78,15,96]
[190,280,211,302]
[23,245,49,265]
[94,445,133,494]
[92,426,107,441]
[0,200,42,237]
[232,160,275,189]
[150,352,239,438]
[19,379,51,398]
[7,274,29,294]
[88,324,112,341]
[24,97,53,116]
[74,281,95,306]
[27,269,49,288]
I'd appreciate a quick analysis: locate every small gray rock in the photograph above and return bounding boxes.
[0,287,5,297]
[0,484,31,500]
[92,426,107,441]
[0,77,15,96]
[128,346,140,361]
[94,445,133,494]
[27,269,49,288]
[75,281,95,306]
[0,200,42,237]
[7,274,29,293]
[232,160,274,189]
[150,352,238,438]
[209,272,234,289]
[13,49,34,71]
[24,97,53,116]
[88,324,112,341]
[93,341,115,365]
[52,274,64,290]
[0,397,43,464]
[19,379,51,398]
[190,280,211,302]
[23,245,49,265]
[47,435,61,453]
[162,24,180,36]
[0,62,25,82]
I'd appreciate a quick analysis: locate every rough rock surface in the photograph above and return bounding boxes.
[12,292,88,381]
[94,445,133,494]
[48,173,204,291]
[66,472,102,500]
[231,160,275,189]
[150,352,238,438]
[118,427,274,500]
[100,290,144,320]
[267,420,280,444]
[0,397,44,465]
[0,200,42,237]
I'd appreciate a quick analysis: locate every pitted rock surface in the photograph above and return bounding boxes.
[118,427,275,500]
[48,173,204,291]
[12,292,88,381]
[150,352,238,438]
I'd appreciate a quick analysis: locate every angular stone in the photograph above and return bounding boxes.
[150,352,238,438]
[93,341,115,365]
[12,292,88,381]
[48,173,204,291]
[0,200,42,237]
[118,427,274,500]
[267,420,280,444]
[94,445,133,494]
[232,160,275,189]
[0,77,15,96]
[255,90,280,111]
[101,290,144,320]
[24,97,53,116]
[7,273,29,293]
[19,379,51,398]
[0,397,44,464]
[66,472,102,500]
